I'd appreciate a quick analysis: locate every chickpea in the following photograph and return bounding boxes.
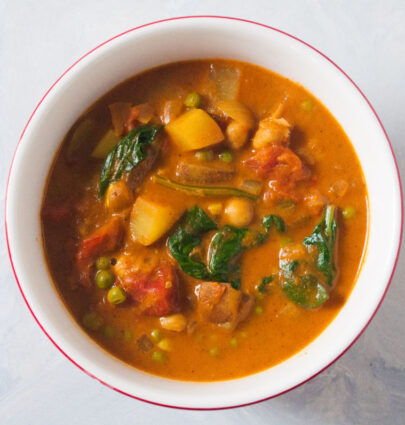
[224,198,254,227]
[226,120,249,149]
[252,116,291,149]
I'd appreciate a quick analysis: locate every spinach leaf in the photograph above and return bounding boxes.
[154,175,259,200]
[263,215,286,233]
[280,261,329,309]
[208,226,266,289]
[99,125,162,196]
[257,275,274,293]
[168,209,283,289]
[168,206,217,279]
[303,205,337,286]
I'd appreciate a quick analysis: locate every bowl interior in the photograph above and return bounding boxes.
[6,17,402,409]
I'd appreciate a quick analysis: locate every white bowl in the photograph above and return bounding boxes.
[5,16,403,409]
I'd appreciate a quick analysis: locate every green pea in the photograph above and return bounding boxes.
[82,311,103,331]
[123,330,133,342]
[107,286,127,305]
[209,347,219,357]
[230,337,238,348]
[342,206,356,219]
[195,150,214,161]
[151,351,164,362]
[301,99,314,112]
[95,270,114,290]
[103,325,116,339]
[255,306,264,315]
[95,256,110,270]
[184,92,201,108]
[219,151,233,163]
[150,328,162,342]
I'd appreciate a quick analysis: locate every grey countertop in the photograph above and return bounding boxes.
[0,1,404,424]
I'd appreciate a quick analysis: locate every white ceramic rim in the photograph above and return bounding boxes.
[5,16,403,410]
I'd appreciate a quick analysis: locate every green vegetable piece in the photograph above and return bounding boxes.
[151,351,164,362]
[229,337,238,348]
[281,264,329,309]
[303,205,337,286]
[342,206,355,219]
[263,215,285,233]
[123,330,133,342]
[95,270,114,289]
[103,325,116,339]
[99,125,162,196]
[257,275,274,293]
[281,260,300,274]
[184,92,201,108]
[150,328,162,342]
[107,286,127,305]
[153,175,259,200]
[240,180,262,196]
[82,311,103,331]
[168,208,280,287]
[195,150,214,161]
[169,206,217,279]
[219,151,233,163]
[209,347,219,357]
[208,225,266,289]
[301,99,314,112]
[255,306,264,315]
[278,199,296,209]
[96,256,110,270]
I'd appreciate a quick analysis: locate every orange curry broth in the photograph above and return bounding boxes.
[41,60,368,381]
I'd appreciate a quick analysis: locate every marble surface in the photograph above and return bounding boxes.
[1,1,404,424]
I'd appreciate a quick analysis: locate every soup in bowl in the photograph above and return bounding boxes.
[6,17,402,408]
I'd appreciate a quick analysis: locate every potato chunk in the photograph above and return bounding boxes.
[91,129,120,159]
[165,109,224,151]
[130,197,182,246]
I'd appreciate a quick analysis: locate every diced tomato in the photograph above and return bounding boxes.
[42,204,71,223]
[244,146,310,204]
[244,145,305,178]
[120,265,182,316]
[76,217,124,286]
[244,145,283,177]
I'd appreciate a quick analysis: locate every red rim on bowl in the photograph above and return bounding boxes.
[5,16,403,410]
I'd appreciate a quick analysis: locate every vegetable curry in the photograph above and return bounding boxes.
[41,60,368,381]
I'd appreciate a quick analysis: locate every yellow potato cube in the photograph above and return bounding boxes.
[91,129,120,159]
[165,108,224,151]
[130,197,182,246]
